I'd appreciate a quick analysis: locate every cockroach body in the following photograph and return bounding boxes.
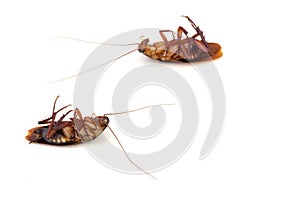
[26,96,109,145]
[138,16,222,62]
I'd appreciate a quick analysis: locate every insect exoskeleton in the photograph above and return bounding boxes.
[26,126,46,143]
[43,124,75,145]
[137,16,222,62]
[73,108,109,142]
[26,125,77,145]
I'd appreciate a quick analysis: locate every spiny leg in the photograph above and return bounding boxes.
[159,30,176,42]
[39,96,60,124]
[44,96,72,138]
[38,104,72,125]
[159,30,177,58]
[177,26,188,40]
[46,105,72,138]
[38,117,53,125]
[53,110,73,130]
[46,96,60,138]
[182,15,209,48]
[177,26,191,58]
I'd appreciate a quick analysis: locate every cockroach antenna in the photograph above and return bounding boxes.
[49,36,139,46]
[107,125,157,180]
[47,48,138,84]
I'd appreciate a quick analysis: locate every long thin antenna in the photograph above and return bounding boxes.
[49,36,139,46]
[107,125,156,180]
[48,48,137,84]
[104,104,174,116]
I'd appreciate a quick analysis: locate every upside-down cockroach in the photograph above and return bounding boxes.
[51,16,222,82]
[138,15,222,62]
[26,96,172,179]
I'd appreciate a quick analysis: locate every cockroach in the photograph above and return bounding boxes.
[51,16,222,82]
[26,96,172,179]
[138,15,222,62]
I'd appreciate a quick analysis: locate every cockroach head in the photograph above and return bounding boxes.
[138,38,149,53]
[25,127,45,143]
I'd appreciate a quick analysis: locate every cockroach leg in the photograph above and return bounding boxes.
[182,15,209,48]
[55,109,73,125]
[53,121,73,131]
[159,30,176,42]
[177,26,191,58]
[42,96,72,138]
[38,104,71,125]
[38,96,69,124]
[159,30,176,57]
[46,105,72,138]
[52,110,73,130]
[177,26,189,40]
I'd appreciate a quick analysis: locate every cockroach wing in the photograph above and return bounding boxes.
[73,108,105,142]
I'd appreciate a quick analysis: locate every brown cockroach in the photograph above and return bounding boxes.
[66,16,222,62]
[26,96,172,179]
[51,16,222,82]
[138,15,222,62]
[26,96,107,145]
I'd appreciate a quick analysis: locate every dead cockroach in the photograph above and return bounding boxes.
[51,16,222,82]
[26,96,172,179]
[138,15,222,62]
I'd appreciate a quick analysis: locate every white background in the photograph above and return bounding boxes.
[1,0,300,199]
